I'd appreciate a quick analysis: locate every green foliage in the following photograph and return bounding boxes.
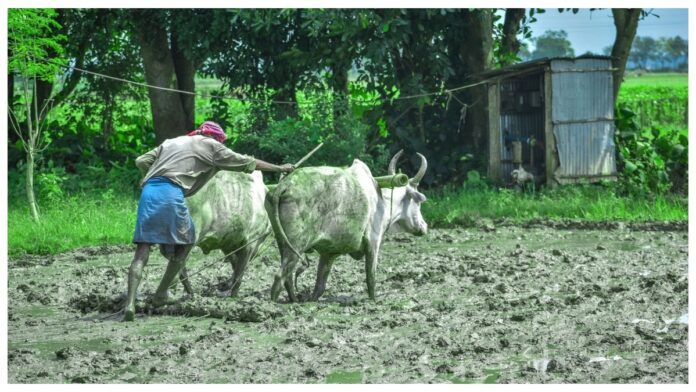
[8,8,66,80]
[423,183,687,227]
[618,83,688,130]
[614,105,688,195]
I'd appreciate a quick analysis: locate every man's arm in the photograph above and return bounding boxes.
[254,159,294,173]
[135,147,159,175]
[213,142,293,173]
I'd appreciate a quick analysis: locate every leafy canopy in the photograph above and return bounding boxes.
[8,8,66,81]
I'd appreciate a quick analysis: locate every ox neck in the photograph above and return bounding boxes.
[380,186,407,230]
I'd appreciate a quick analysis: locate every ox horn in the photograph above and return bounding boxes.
[387,149,404,175]
[410,153,428,185]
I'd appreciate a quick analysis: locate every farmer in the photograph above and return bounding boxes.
[123,121,294,321]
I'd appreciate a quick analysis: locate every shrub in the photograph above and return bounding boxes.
[614,105,688,196]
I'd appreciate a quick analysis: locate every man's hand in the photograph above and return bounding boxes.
[279,163,295,173]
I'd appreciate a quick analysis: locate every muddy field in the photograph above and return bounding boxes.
[8,223,688,383]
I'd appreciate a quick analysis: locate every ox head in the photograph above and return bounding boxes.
[386,150,428,236]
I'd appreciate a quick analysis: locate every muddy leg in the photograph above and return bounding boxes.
[123,243,151,321]
[178,266,194,296]
[283,255,300,303]
[311,254,337,301]
[271,249,298,302]
[223,243,253,296]
[364,241,380,300]
[294,255,312,291]
[153,244,193,307]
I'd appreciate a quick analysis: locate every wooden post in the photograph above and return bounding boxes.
[487,81,501,183]
[543,67,556,187]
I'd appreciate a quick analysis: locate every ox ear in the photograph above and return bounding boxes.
[409,153,428,186]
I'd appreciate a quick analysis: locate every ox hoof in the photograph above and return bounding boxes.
[151,292,176,307]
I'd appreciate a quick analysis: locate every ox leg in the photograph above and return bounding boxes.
[224,240,261,297]
[311,254,337,301]
[124,243,151,322]
[364,241,381,300]
[153,244,193,307]
[271,249,299,303]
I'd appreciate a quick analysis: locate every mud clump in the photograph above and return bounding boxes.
[7,226,688,383]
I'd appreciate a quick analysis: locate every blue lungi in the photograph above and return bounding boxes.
[132,176,196,245]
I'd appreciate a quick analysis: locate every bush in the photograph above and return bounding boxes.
[614,105,688,196]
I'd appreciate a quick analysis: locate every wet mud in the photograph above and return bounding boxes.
[8,224,688,383]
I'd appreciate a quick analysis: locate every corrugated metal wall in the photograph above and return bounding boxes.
[498,74,545,180]
[550,58,617,181]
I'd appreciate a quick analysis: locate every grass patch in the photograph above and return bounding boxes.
[622,72,688,88]
[7,181,688,257]
[422,184,688,227]
[8,191,138,257]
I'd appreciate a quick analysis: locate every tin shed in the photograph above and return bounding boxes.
[483,56,617,185]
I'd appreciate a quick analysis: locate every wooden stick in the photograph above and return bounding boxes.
[279,142,325,181]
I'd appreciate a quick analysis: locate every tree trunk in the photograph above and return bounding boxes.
[460,9,494,151]
[132,14,188,144]
[25,147,39,222]
[30,78,54,125]
[500,9,526,62]
[611,9,642,101]
[331,61,350,125]
[8,71,18,146]
[170,25,196,131]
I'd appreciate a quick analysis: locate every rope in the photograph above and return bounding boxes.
[35,56,494,108]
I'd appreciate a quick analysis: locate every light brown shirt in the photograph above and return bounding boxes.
[135,135,256,197]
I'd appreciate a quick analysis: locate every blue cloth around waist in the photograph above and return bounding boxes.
[132,176,196,245]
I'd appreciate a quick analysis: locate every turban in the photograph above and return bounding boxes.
[187,121,227,143]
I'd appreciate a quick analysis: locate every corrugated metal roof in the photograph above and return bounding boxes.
[479,55,612,80]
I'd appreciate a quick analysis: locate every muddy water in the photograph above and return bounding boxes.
[8,225,688,383]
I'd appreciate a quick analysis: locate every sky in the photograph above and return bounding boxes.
[522,8,688,55]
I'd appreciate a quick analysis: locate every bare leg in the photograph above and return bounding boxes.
[312,254,337,301]
[178,266,194,296]
[153,244,193,306]
[123,243,151,321]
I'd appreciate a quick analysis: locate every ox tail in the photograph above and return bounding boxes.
[271,186,304,260]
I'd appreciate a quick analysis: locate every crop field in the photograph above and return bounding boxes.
[618,73,688,131]
[8,223,687,383]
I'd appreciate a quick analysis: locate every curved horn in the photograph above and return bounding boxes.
[410,153,428,185]
[387,149,404,175]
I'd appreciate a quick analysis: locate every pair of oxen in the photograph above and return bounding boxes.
[125,151,429,316]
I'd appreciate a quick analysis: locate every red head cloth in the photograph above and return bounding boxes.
[187,121,227,143]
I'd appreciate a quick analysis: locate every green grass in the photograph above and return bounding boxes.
[622,72,688,88]
[7,181,688,257]
[8,192,138,257]
[422,184,688,227]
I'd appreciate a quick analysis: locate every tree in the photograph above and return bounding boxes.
[630,36,657,69]
[128,10,196,143]
[665,35,688,69]
[610,9,642,100]
[530,30,575,59]
[7,9,66,221]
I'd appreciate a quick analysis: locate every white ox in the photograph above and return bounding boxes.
[266,151,428,302]
[163,170,272,297]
